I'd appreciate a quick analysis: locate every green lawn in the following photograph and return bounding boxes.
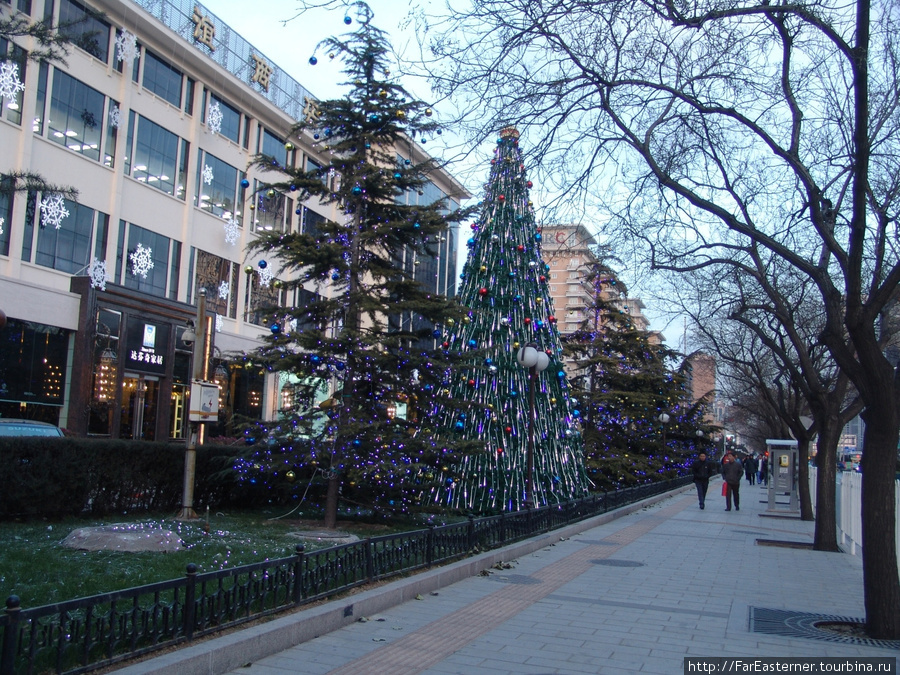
[0,508,413,609]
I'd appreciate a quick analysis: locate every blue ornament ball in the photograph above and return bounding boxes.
[514,294,522,302]
[468,339,477,348]
[413,222,421,229]
[343,15,352,24]
[270,323,281,334]
[296,208,302,215]
[454,421,465,431]
[258,260,268,269]
[535,233,542,241]
[313,133,320,140]
[484,357,493,365]
[353,439,361,447]
[433,330,442,339]
[557,370,565,378]
[394,172,402,179]
[510,390,518,398]
[240,178,250,188]
[335,361,345,371]
[309,56,318,65]
[353,186,362,194]
[332,273,340,281]
[290,185,297,191]
[310,355,322,364]
[573,409,581,418]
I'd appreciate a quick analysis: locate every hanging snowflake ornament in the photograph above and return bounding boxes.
[108,104,121,129]
[223,216,240,245]
[207,100,223,134]
[257,265,275,288]
[129,243,154,278]
[202,164,214,185]
[218,280,230,300]
[40,193,70,229]
[0,62,25,103]
[88,258,111,291]
[115,30,139,65]
[215,314,223,333]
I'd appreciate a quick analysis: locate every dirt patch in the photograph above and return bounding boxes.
[813,621,870,639]
[62,524,182,553]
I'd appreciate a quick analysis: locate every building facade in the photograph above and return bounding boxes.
[0,0,465,438]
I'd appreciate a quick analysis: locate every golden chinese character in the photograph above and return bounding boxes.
[302,96,322,123]
[191,5,216,51]
[250,54,273,92]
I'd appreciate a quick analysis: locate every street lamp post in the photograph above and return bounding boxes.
[178,289,207,520]
[658,412,670,451]
[516,343,550,509]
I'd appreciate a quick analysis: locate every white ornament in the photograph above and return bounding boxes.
[0,217,4,236]
[108,104,122,129]
[40,193,70,229]
[88,258,111,291]
[207,101,223,134]
[0,62,25,103]
[202,164,214,185]
[288,317,298,332]
[215,314,223,332]
[218,280,230,300]
[129,243,154,278]
[115,30,139,65]
[257,265,274,287]
[223,216,240,245]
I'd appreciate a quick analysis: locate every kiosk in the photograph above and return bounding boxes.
[766,439,799,513]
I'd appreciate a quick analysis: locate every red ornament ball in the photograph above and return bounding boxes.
[498,194,505,202]
[505,426,512,433]
[478,287,488,296]
[526,181,533,188]
[548,315,557,323]
[496,447,503,454]
[539,275,546,282]
[441,341,449,349]
[516,245,524,252]
[524,317,531,325]
[467,379,476,387]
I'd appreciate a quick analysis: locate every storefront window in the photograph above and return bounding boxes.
[0,319,69,423]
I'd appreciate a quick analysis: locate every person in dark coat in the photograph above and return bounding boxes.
[691,451,715,509]
[744,454,758,485]
[721,452,743,510]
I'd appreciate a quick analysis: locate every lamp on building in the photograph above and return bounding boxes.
[516,343,550,509]
[94,346,117,401]
[280,382,293,411]
[386,403,397,420]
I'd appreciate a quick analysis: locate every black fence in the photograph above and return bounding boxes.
[0,477,691,675]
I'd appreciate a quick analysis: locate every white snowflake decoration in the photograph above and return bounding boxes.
[215,314,224,333]
[129,243,154,278]
[0,217,4,236]
[115,30,139,65]
[288,317,298,333]
[0,62,25,103]
[223,217,240,245]
[257,265,274,288]
[40,193,70,229]
[218,280,230,300]
[202,164,214,185]
[207,101,223,134]
[108,104,121,129]
[88,258,111,291]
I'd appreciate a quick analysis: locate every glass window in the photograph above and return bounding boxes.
[103,98,118,167]
[0,319,69,409]
[194,249,238,319]
[34,197,99,274]
[252,182,285,233]
[59,0,110,62]
[0,177,12,256]
[131,114,180,196]
[302,207,325,238]
[259,127,288,166]
[195,150,240,220]
[123,223,172,298]
[184,77,195,115]
[47,69,104,161]
[0,40,26,124]
[142,49,183,107]
[208,94,240,144]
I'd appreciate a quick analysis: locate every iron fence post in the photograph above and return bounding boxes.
[184,564,197,642]
[293,545,305,605]
[499,511,506,544]
[366,539,375,581]
[467,515,476,551]
[1,596,21,675]
[426,525,435,566]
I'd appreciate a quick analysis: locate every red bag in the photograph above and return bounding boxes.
[721,483,728,496]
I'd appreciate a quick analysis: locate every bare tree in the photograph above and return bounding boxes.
[416,0,900,637]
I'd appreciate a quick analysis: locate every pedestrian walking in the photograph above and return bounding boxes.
[721,452,743,511]
[691,451,715,509]
[744,454,757,485]
[758,456,768,485]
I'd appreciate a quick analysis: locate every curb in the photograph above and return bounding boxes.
[114,487,688,674]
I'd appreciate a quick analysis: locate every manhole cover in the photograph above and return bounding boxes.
[756,539,814,549]
[590,559,644,567]
[750,607,900,649]
[488,574,542,585]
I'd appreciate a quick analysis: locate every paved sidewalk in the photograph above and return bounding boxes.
[117,482,899,674]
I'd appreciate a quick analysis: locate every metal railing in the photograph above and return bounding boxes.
[0,476,691,675]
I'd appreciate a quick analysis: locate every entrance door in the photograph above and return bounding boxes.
[121,374,160,440]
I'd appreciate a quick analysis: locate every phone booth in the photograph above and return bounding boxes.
[766,439,799,513]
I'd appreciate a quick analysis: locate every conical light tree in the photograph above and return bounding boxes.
[425,127,590,513]
[245,2,472,527]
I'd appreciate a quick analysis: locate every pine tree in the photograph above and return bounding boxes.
[562,263,704,487]
[424,127,590,513]
[244,2,471,527]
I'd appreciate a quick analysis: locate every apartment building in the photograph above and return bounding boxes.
[0,0,465,439]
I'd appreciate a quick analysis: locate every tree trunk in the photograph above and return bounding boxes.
[859,406,900,639]
[323,473,340,530]
[812,422,840,551]
[796,434,814,522]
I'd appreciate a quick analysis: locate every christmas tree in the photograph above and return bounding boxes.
[243,2,471,527]
[562,263,705,487]
[424,127,590,513]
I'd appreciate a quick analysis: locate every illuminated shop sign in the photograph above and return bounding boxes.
[125,319,168,374]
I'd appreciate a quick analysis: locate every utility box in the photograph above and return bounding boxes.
[766,439,799,513]
[189,381,219,422]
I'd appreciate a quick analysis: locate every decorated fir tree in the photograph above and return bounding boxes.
[244,2,471,527]
[424,127,590,513]
[563,263,705,487]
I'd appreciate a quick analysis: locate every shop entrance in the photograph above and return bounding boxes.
[121,374,160,440]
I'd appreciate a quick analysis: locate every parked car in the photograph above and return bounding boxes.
[0,419,65,437]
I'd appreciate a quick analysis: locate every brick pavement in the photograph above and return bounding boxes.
[116,483,899,675]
